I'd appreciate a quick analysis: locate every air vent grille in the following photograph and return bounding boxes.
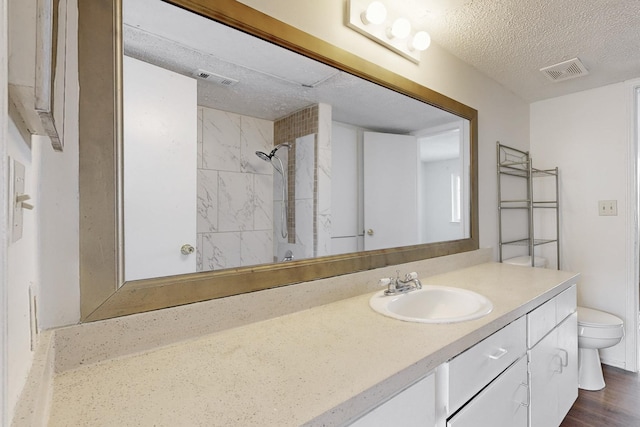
[193,69,238,86]
[540,58,589,82]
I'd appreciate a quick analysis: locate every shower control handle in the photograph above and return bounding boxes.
[181,244,195,255]
[367,229,374,236]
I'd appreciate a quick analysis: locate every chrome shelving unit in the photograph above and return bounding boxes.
[497,142,560,269]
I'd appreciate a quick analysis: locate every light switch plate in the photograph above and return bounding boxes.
[598,200,617,216]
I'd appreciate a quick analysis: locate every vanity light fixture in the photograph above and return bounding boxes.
[388,18,411,39]
[347,0,430,63]
[411,31,431,52]
[361,1,386,25]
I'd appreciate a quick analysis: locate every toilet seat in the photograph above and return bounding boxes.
[578,307,623,327]
[578,307,624,340]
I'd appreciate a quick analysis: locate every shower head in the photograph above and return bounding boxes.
[255,142,291,162]
[255,150,272,162]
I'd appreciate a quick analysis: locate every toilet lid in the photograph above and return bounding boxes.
[577,307,623,327]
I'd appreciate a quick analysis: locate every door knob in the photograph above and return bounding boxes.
[181,244,195,255]
[367,229,374,236]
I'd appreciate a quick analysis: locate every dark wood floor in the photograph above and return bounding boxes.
[560,365,640,427]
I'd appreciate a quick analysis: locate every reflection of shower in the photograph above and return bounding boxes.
[256,143,291,238]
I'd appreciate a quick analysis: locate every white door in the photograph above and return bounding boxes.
[363,131,418,251]
[123,56,197,281]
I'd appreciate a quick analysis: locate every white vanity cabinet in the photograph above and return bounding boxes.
[528,285,578,427]
[349,285,577,427]
[348,372,436,427]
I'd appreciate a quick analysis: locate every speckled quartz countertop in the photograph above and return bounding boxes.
[47,263,579,426]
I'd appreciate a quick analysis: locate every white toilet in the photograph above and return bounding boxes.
[577,306,624,391]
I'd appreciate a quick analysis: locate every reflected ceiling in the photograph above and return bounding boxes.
[123,0,457,134]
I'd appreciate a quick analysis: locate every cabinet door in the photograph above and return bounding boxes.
[349,373,435,427]
[529,326,559,427]
[529,313,578,427]
[557,312,578,420]
[447,356,528,427]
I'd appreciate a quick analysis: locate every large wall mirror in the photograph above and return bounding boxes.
[78,0,478,321]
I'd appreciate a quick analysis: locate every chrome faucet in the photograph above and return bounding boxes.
[379,271,422,296]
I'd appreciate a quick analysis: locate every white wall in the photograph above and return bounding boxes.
[6,119,37,424]
[3,0,79,422]
[1,0,9,423]
[237,0,530,259]
[530,81,639,370]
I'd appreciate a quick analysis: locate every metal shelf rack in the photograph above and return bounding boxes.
[497,142,560,269]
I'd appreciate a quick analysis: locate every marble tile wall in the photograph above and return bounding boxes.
[294,134,315,259]
[316,103,332,257]
[197,107,274,271]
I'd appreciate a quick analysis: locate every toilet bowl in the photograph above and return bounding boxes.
[577,306,624,391]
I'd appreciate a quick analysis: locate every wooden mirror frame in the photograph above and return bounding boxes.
[78,0,479,322]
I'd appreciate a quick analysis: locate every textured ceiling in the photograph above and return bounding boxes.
[411,0,640,101]
[123,0,459,134]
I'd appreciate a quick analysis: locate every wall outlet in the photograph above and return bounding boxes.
[598,200,617,216]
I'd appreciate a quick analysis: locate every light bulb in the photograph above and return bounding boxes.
[361,1,387,25]
[411,31,431,51]
[388,18,411,39]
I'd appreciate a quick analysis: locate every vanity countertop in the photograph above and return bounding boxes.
[47,262,579,426]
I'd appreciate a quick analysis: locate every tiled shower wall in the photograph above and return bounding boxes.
[196,106,275,271]
[273,103,332,260]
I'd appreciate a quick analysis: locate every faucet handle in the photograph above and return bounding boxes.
[379,278,391,287]
[406,272,418,280]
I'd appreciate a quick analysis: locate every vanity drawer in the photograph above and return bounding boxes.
[448,316,526,414]
[447,356,528,427]
[527,285,576,348]
[555,285,577,326]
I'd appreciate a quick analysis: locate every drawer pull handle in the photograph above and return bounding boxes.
[488,348,508,360]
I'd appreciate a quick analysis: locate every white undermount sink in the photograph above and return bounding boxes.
[369,285,493,324]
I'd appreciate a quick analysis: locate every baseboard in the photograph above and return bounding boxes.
[601,357,627,371]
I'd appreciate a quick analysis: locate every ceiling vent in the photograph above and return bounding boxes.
[193,69,239,86]
[540,58,589,82]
